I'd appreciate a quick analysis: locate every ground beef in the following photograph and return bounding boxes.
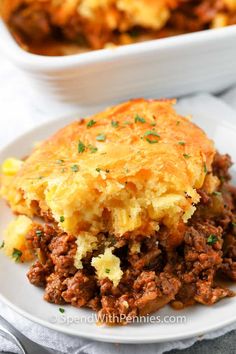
[27,260,50,287]
[134,271,181,316]
[9,5,52,42]
[212,152,232,182]
[62,271,97,307]
[44,273,66,304]
[26,152,236,323]
[220,258,236,281]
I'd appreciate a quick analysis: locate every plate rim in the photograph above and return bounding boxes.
[0,114,236,344]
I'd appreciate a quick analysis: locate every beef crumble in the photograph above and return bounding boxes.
[26,153,236,323]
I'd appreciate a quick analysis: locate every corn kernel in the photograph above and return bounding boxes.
[211,13,228,28]
[1,158,23,176]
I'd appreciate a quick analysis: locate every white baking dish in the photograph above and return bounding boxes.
[1,20,236,113]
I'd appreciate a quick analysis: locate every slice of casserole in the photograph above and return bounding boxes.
[1,99,235,324]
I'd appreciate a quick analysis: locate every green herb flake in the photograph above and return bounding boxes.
[150,122,156,126]
[232,222,236,227]
[105,268,110,274]
[204,162,207,174]
[88,145,98,153]
[0,241,4,249]
[87,119,96,128]
[134,115,146,123]
[78,141,85,153]
[36,230,43,237]
[71,164,79,173]
[212,191,221,196]
[143,130,160,144]
[60,216,65,223]
[111,120,119,128]
[96,168,101,173]
[96,134,106,142]
[220,176,225,183]
[178,141,185,146]
[59,308,65,314]
[12,248,22,262]
[124,121,131,125]
[56,159,64,164]
[183,154,191,159]
[207,234,218,245]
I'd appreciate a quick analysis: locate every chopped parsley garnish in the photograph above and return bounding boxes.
[96,134,106,142]
[71,164,79,172]
[220,176,225,183]
[134,115,146,123]
[124,121,131,125]
[78,141,85,153]
[213,191,221,196]
[12,248,22,262]
[207,234,218,245]
[178,141,185,146]
[0,241,4,249]
[111,120,119,128]
[36,230,43,237]
[87,119,96,128]
[105,268,110,274]
[88,145,98,153]
[204,162,207,174]
[59,308,65,313]
[96,167,109,173]
[56,159,64,164]
[60,216,65,223]
[150,122,156,126]
[183,154,191,159]
[143,130,160,144]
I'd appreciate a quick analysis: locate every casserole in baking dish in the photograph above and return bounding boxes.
[1,0,236,56]
[1,2,236,112]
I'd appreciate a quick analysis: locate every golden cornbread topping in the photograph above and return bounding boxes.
[0,99,215,239]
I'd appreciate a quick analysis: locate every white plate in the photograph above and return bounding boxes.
[0,112,236,344]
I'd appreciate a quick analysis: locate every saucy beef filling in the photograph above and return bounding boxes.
[26,153,236,322]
